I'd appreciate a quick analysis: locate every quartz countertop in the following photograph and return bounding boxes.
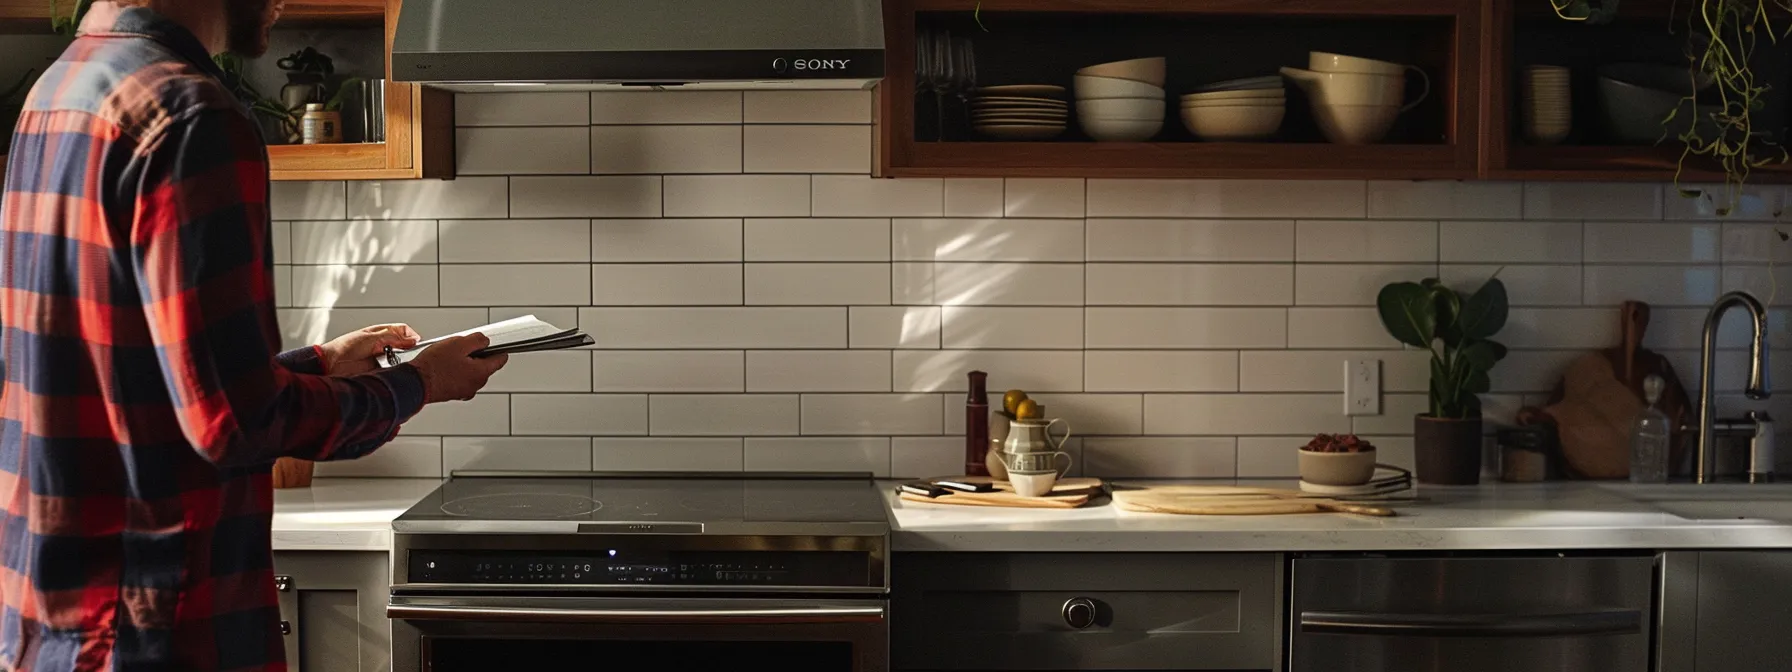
[271,478,442,551]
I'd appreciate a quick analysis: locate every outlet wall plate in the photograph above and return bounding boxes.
[1345,358,1381,416]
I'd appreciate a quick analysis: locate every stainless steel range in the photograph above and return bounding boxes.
[387,472,890,672]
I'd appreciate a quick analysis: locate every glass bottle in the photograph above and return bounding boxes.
[1630,374,1672,484]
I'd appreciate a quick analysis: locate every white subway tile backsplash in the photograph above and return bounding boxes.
[664,175,812,217]
[891,437,962,478]
[348,177,508,220]
[746,263,890,305]
[893,351,1084,393]
[592,351,744,393]
[1087,264,1292,306]
[445,437,592,472]
[1239,349,1430,393]
[1085,308,1287,349]
[850,306,942,349]
[1086,219,1294,262]
[457,92,591,126]
[510,176,663,218]
[278,308,489,349]
[747,350,891,392]
[485,351,593,393]
[511,394,648,436]
[592,92,742,124]
[743,125,872,174]
[1502,308,1620,349]
[1237,437,1302,477]
[1083,437,1237,478]
[1144,394,1350,435]
[1087,179,1366,218]
[745,438,891,476]
[934,263,1083,306]
[1439,265,1581,306]
[651,395,800,436]
[1022,394,1143,435]
[402,394,510,436]
[1366,181,1523,220]
[1004,178,1086,218]
[290,265,437,308]
[893,218,1084,262]
[801,395,943,435]
[892,262,935,305]
[744,91,872,123]
[1722,265,1792,303]
[1286,308,1400,348]
[942,307,1083,349]
[1296,220,1437,263]
[1724,223,1792,263]
[1584,222,1722,263]
[812,176,943,217]
[1583,265,1722,307]
[270,220,292,264]
[593,264,743,305]
[457,127,591,175]
[591,219,743,262]
[746,219,890,261]
[494,307,580,329]
[315,437,442,478]
[440,264,590,306]
[1525,182,1663,220]
[943,178,1005,217]
[1491,350,1584,393]
[273,266,293,308]
[1295,264,1433,306]
[592,438,745,471]
[272,181,346,220]
[1439,220,1583,263]
[440,219,589,263]
[1085,351,1239,392]
[591,125,743,174]
[1661,183,1783,221]
[584,308,845,349]
[1351,393,1429,435]
[291,220,438,265]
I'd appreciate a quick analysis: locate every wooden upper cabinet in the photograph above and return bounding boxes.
[881,0,1483,180]
[0,0,453,181]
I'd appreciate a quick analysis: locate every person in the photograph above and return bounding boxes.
[0,0,508,668]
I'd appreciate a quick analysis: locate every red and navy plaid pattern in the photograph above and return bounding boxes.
[0,6,425,670]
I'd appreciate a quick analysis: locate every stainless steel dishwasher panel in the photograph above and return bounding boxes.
[1290,555,1653,672]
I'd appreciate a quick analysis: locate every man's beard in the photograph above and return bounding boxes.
[224,0,273,57]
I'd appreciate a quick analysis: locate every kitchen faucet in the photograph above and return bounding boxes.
[1695,291,1773,483]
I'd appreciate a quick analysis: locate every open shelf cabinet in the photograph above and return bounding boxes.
[0,0,451,181]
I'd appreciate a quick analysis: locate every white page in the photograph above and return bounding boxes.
[389,315,570,364]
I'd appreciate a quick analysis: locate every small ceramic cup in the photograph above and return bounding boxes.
[1008,470,1060,497]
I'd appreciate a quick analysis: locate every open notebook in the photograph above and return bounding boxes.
[381,315,593,367]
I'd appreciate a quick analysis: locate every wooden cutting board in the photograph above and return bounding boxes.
[900,490,1091,509]
[945,476,1105,497]
[1531,301,1693,479]
[1113,487,1395,517]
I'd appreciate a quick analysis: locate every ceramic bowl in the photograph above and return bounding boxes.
[1281,68,1406,106]
[1076,57,1167,87]
[1299,448,1378,486]
[1192,75,1283,93]
[1078,116,1164,142]
[1181,88,1285,103]
[1311,103,1401,144]
[1076,97,1165,120]
[1596,76,1716,144]
[1183,96,1284,109]
[1074,74,1166,100]
[1309,51,1405,75]
[1598,62,1711,95]
[1181,103,1285,140]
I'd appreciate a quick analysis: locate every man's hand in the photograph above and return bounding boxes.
[409,333,509,403]
[319,324,421,376]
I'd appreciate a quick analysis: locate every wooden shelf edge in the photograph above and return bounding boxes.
[271,167,421,181]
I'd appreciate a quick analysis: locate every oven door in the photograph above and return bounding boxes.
[390,595,888,672]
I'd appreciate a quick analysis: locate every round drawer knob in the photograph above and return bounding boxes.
[1062,597,1097,629]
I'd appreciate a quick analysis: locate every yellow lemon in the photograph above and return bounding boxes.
[1002,389,1029,416]
[1015,399,1043,421]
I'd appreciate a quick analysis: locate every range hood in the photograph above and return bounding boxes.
[392,0,884,91]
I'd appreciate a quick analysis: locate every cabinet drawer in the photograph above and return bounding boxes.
[892,553,1282,671]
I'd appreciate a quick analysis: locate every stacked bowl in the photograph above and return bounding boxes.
[1522,65,1571,145]
[1073,57,1167,142]
[1180,76,1286,141]
[1596,63,1714,145]
[1280,51,1430,145]
[971,85,1070,140]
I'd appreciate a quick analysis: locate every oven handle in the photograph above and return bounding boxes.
[1299,609,1643,638]
[388,603,886,625]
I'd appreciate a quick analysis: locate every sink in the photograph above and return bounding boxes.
[1599,483,1792,521]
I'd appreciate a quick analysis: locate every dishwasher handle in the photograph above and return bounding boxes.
[1300,609,1643,638]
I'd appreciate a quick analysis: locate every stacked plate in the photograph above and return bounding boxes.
[1523,65,1571,145]
[1074,57,1167,142]
[972,85,1069,140]
[1180,75,1285,141]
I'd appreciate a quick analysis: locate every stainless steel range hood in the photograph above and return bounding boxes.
[392,0,885,91]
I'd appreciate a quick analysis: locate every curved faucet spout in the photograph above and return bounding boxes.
[1697,291,1773,483]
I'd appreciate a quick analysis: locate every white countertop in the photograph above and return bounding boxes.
[271,478,442,551]
[268,478,1792,554]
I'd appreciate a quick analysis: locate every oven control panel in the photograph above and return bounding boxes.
[408,550,872,587]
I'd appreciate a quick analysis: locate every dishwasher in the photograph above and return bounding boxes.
[1289,554,1653,672]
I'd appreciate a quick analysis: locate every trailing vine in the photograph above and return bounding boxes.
[1668,0,1792,215]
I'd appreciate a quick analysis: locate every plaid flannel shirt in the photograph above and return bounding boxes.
[0,5,426,670]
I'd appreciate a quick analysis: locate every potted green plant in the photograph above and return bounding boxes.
[1376,274,1510,485]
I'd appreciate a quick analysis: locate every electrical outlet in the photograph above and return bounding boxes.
[1345,359,1381,416]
